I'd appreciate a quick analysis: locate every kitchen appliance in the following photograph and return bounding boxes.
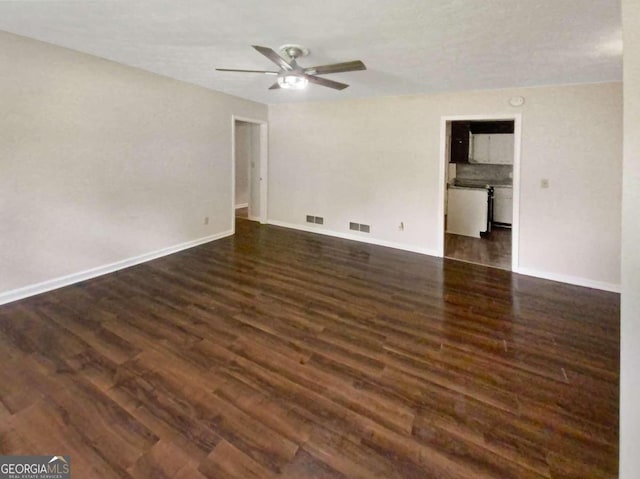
[492,186,513,226]
[485,186,494,236]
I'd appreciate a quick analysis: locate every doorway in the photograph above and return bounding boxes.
[232,116,268,232]
[438,114,521,271]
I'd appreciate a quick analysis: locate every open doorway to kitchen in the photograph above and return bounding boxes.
[232,116,268,232]
[439,115,521,271]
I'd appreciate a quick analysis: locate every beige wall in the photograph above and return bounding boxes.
[0,31,266,299]
[621,0,640,476]
[269,82,622,289]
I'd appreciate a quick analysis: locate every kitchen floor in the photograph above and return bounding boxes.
[445,226,512,270]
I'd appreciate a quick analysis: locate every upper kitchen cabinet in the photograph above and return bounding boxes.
[490,134,514,164]
[471,134,491,163]
[470,133,514,164]
[450,121,471,163]
[450,120,515,164]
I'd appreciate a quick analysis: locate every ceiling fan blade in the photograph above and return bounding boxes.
[252,45,293,71]
[304,74,349,90]
[268,82,281,90]
[216,68,278,75]
[305,60,366,75]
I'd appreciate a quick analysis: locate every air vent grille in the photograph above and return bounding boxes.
[350,222,370,233]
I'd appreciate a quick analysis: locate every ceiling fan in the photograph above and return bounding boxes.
[216,44,366,91]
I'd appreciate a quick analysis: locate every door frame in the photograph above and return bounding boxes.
[231,115,268,233]
[437,113,522,272]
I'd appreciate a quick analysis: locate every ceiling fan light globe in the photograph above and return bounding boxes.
[277,74,308,90]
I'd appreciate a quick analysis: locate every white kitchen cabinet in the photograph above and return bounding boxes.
[491,134,514,164]
[470,134,491,163]
[470,134,514,164]
[493,187,513,224]
[447,187,489,238]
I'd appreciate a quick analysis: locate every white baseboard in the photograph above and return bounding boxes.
[516,267,621,293]
[0,230,233,306]
[2,223,618,307]
[267,220,620,293]
[235,203,248,209]
[267,220,439,257]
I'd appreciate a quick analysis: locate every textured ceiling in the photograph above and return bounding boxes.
[0,0,622,104]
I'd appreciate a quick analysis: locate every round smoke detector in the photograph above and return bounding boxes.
[509,96,525,107]
[279,44,310,60]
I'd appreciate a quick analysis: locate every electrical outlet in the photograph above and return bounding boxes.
[306,215,315,223]
[314,216,324,225]
[204,216,209,225]
[359,224,370,233]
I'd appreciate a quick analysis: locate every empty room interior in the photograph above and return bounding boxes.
[0,1,638,478]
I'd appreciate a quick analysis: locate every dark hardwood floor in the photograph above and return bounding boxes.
[235,206,248,219]
[445,227,512,270]
[0,219,619,478]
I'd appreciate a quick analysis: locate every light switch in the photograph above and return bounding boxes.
[541,178,549,189]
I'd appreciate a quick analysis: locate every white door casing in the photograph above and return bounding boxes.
[438,114,522,272]
[231,116,268,233]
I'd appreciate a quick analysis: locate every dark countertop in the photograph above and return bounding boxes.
[453,179,512,188]
[448,184,489,191]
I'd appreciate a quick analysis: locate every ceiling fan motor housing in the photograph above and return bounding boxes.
[279,44,309,60]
